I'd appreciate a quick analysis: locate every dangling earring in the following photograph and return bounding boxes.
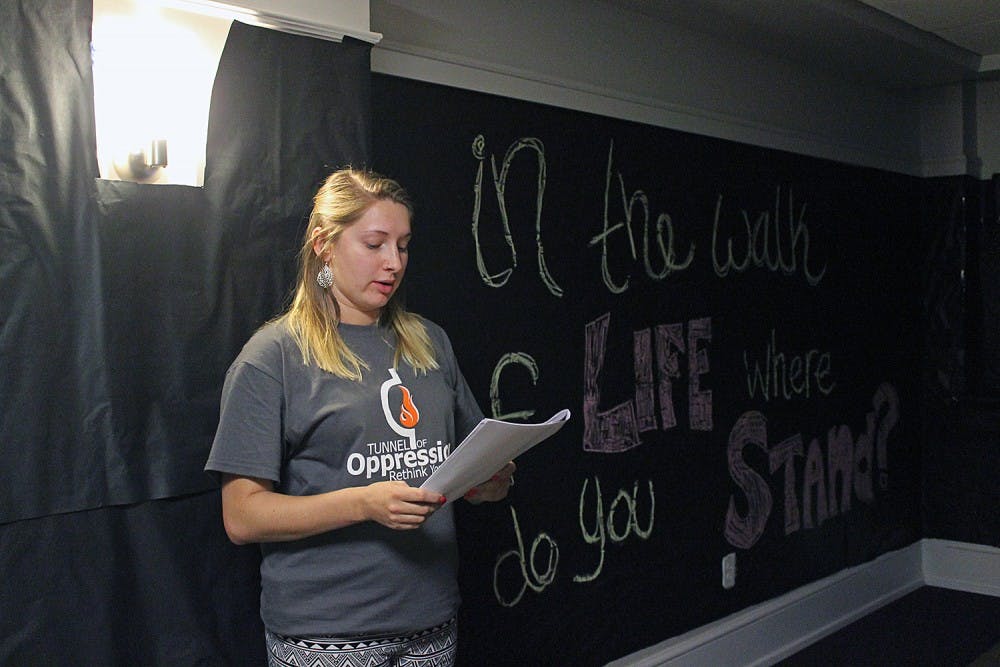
[317,263,334,289]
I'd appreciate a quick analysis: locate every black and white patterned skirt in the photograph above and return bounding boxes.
[265,617,457,667]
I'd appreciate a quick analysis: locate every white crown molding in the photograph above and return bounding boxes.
[919,154,978,178]
[170,0,382,44]
[980,54,1000,75]
[371,44,923,177]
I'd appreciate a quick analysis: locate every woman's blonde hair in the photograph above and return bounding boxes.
[282,168,438,380]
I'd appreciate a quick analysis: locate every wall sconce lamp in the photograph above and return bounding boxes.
[114,139,169,182]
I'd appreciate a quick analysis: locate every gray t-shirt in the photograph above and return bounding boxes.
[205,317,484,637]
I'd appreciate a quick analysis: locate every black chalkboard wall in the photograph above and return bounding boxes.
[372,73,924,665]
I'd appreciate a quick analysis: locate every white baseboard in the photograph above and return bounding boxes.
[608,539,999,666]
[922,539,1000,597]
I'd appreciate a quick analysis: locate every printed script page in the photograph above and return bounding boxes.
[420,409,571,505]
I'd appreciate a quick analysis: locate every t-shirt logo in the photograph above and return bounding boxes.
[380,368,420,448]
[398,385,420,428]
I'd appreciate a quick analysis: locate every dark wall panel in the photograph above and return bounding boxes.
[372,74,925,665]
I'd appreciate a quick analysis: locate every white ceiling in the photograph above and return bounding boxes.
[858,0,1000,58]
[614,0,1000,89]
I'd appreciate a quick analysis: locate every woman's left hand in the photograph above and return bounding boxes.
[464,461,516,503]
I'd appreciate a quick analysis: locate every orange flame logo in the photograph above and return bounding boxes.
[398,386,420,428]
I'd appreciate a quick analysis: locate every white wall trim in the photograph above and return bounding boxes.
[175,0,383,43]
[981,54,1000,74]
[922,539,1000,596]
[370,45,922,177]
[919,154,975,178]
[607,539,998,666]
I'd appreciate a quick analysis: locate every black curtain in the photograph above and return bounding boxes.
[1,2,370,662]
[1,0,111,522]
[3,492,265,665]
[89,21,373,512]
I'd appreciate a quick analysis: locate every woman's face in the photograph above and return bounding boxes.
[318,199,411,325]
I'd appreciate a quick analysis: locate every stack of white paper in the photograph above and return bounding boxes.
[420,409,570,505]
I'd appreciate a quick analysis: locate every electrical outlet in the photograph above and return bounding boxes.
[722,552,736,589]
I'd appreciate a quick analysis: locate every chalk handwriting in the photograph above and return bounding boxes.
[722,412,772,549]
[471,135,564,296]
[490,352,539,421]
[492,477,656,606]
[470,136,828,296]
[711,186,826,286]
[574,477,655,582]
[743,329,836,401]
[493,506,560,608]
[873,382,897,490]
[688,317,713,430]
[724,382,899,549]
[584,312,640,452]
[589,140,695,293]
[584,312,713,453]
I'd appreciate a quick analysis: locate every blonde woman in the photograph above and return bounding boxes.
[206,169,514,666]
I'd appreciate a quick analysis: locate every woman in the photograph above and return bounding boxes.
[205,168,514,666]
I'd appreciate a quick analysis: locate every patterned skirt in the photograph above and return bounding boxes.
[265,617,457,667]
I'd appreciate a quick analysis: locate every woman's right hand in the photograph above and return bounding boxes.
[362,481,446,530]
[220,475,445,544]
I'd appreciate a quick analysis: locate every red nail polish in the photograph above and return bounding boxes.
[439,495,447,504]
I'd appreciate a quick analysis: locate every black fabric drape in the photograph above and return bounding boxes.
[201,21,373,348]
[87,23,373,514]
[0,491,265,665]
[94,181,218,502]
[2,4,371,663]
[2,14,371,524]
[0,0,112,523]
